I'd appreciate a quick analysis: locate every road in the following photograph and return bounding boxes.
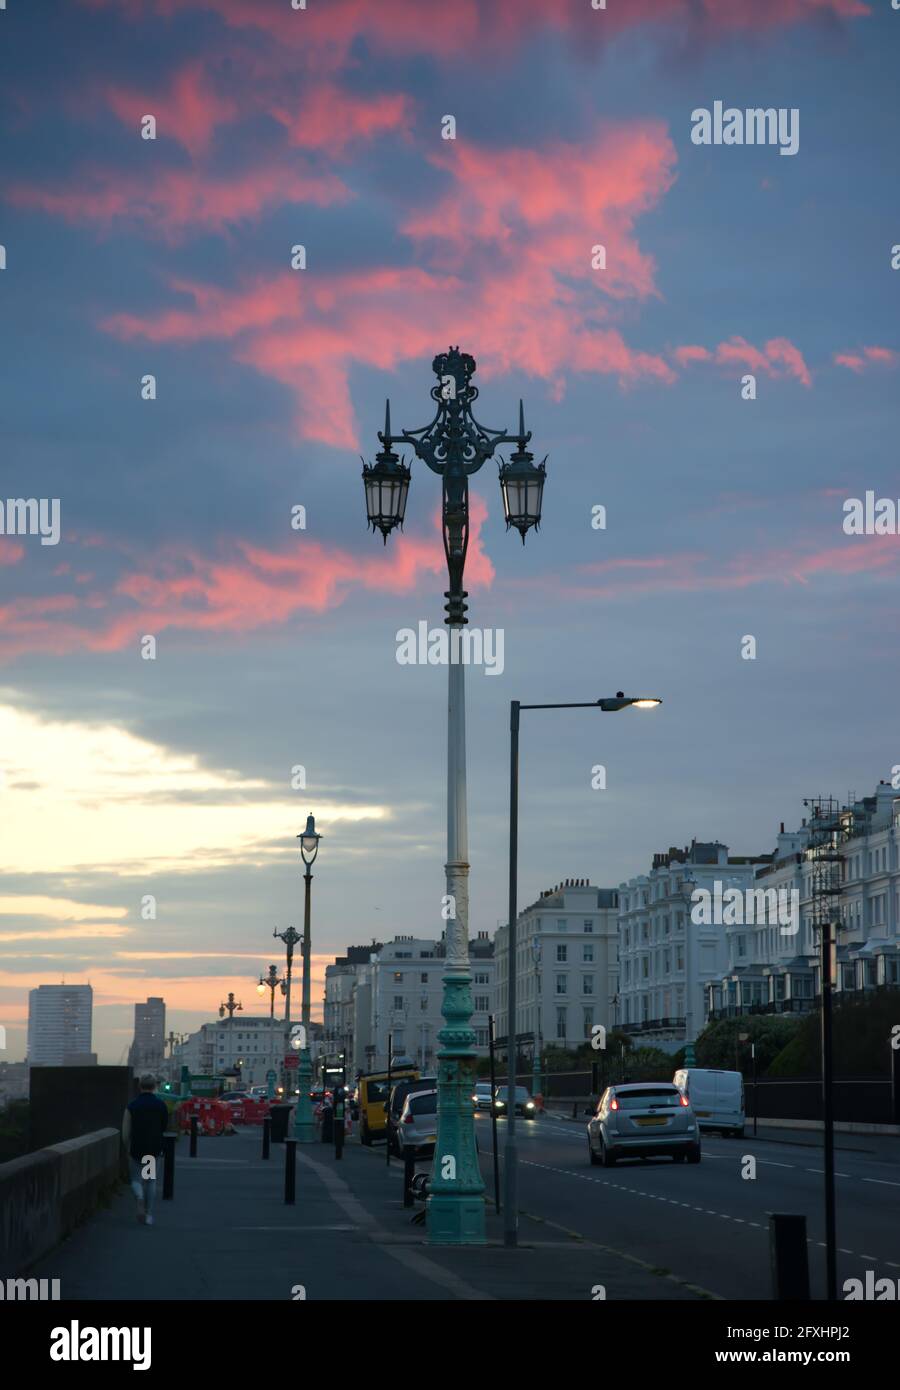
[474,1113,900,1300]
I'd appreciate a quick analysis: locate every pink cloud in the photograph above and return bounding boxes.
[103,60,238,156]
[672,345,712,366]
[0,541,25,567]
[272,83,413,155]
[674,335,811,386]
[564,533,900,601]
[0,500,494,659]
[7,162,348,242]
[78,0,871,55]
[98,124,678,444]
[834,346,898,372]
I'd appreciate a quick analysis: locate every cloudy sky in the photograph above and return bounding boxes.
[1,0,897,1063]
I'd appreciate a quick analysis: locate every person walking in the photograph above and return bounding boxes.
[122,1074,169,1226]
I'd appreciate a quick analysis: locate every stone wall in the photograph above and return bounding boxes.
[0,1128,120,1274]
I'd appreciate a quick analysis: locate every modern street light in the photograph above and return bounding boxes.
[292,812,321,1142]
[505,692,661,1248]
[363,347,546,1245]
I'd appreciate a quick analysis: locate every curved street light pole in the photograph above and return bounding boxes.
[364,347,547,1245]
[505,694,662,1248]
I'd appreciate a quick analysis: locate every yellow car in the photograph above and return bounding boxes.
[358,1067,418,1145]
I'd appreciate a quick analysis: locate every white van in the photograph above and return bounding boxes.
[673,1068,744,1137]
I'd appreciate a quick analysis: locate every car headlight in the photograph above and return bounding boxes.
[525,1102,534,1110]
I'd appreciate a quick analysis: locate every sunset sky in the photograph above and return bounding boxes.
[1,0,898,1063]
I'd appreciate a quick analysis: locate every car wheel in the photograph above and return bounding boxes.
[673,1151,686,1163]
[360,1123,371,1147]
[588,1136,601,1166]
[600,1138,616,1168]
[687,1145,702,1164]
[732,1127,745,1139]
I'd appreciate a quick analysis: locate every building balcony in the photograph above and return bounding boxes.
[620,1016,685,1036]
[706,997,818,1021]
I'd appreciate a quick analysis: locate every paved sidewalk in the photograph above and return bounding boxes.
[29,1126,710,1301]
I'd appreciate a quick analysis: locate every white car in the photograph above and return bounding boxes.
[471,1082,493,1111]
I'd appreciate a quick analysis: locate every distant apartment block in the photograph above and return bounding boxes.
[128,997,166,1073]
[27,984,94,1066]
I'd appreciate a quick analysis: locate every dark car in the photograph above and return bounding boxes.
[387,1076,438,1153]
[492,1086,537,1119]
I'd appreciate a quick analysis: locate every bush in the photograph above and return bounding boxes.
[767,988,900,1077]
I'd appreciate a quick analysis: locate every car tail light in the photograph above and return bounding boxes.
[610,1097,618,1111]
[680,1094,689,1107]
[403,1114,414,1123]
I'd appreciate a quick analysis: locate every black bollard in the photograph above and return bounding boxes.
[403,1152,415,1208]
[284,1137,297,1205]
[162,1132,176,1200]
[262,1115,271,1160]
[769,1213,810,1301]
[190,1115,198,1157]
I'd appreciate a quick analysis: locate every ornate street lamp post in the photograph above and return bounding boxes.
[258,963,287,1093]
[257,963,285,1018]
[292,813,321,1142]
[273,924,300,1099]
[363,347,547,1245]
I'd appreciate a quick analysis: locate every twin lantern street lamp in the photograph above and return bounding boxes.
[292,813,321,1142]
[362,347,547,1245]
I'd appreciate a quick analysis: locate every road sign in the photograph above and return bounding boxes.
[283,1054,299,1069]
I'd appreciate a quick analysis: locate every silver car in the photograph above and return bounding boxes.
[587,1083,701,1166]
[396,1088,438,1157]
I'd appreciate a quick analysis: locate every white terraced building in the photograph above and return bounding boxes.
[361,933,495,1074]
[493,880,619,1057]
[707,783,900,1020]
[617,843,769,1051]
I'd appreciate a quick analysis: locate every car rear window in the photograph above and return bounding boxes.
[616,1088,680,1110]
[408,1092,437,1115]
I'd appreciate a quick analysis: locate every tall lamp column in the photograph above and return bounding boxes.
[363,347,547,1245]
[293,813,322,1142]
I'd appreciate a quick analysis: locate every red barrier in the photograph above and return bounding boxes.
[176,1097,230,1135]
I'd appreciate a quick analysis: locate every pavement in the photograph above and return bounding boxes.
[28,1124,710,1301]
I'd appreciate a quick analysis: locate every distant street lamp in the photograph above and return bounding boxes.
[292,812,322,1142]
[273,923,301,1098]
[257,964,285,1017]
[504,693,662,1248]
[363,347,546,1247]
